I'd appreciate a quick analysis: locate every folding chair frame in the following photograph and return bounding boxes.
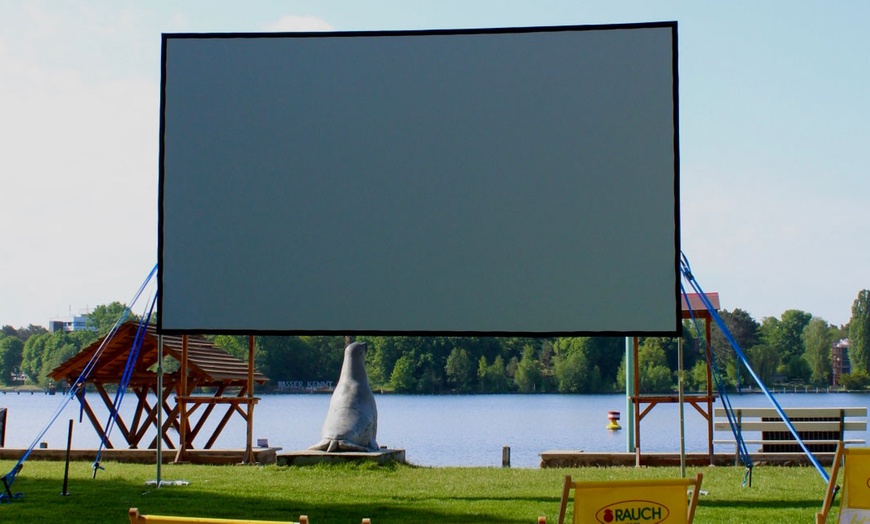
[816,442,870,524]
[557,473,703,524]
[817,441,845,524]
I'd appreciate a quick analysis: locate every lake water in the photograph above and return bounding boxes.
[2,391,868,468]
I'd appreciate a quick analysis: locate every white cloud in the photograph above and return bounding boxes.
[263,15,334,32]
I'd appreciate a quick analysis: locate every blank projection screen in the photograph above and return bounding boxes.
[158,22,680,335]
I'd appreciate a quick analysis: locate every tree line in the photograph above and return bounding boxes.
[3,291,870,393]
[0,303,134,389]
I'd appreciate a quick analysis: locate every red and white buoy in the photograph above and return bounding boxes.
[606,410,621,431]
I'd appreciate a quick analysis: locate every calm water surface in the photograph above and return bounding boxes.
[2,391,868,468]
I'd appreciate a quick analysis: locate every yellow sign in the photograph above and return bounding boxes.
[843,449,870,512]
[575,483,689,524]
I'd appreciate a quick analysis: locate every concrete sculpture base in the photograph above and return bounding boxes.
[277,448,406,467]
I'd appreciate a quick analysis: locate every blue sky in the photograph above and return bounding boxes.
[1,1,868,328]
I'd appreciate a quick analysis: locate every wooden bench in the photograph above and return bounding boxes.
[129,508,372,524]
[713,407,867,460]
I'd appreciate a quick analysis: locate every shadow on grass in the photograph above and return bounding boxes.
[426,495,560,504]
[698,498,821,510]
[2,473,551,524]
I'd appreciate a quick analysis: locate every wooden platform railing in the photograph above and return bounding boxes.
[713,407,867,459]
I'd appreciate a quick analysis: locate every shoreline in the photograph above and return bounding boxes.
[2,386,867,396]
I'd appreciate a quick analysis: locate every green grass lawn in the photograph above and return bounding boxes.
[0,459,838,523]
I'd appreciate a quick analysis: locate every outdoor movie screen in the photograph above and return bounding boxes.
[158,22,680,335]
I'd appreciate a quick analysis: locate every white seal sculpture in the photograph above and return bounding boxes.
[309,342,379,452]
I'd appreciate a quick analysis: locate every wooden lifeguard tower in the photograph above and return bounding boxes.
[630,292,720,466]
[49,322,268,463]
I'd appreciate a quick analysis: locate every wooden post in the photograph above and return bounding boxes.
[624,337,635,453]
[678,337,686,478]
[245,335,255,464]
[633,336,641,466]
[705,315,714,465]
[502,446,510,467]
[156,334,163,486]
[174,335,189,463]
[839,409,846,442]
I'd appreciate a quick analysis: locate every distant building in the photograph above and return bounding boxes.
[832,338,851,387]
[48,311,95,333]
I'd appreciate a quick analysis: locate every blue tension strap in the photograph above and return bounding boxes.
[92,292,157,477]
[1,263,158,497]
[681,282,754,473]
[680,252,829,483]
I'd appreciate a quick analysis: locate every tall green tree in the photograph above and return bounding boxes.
[849,290,870,374]
[802,317,834,385]
[365,337,414,387]
[414,353,444,393]
[761,309,812,372]
[20,334,47,383]
[745,343,779,386]
[552,338,606,392]
[254,336,329,382]
[710,309,760,385]
[840,370,870,391]
[477,355,510,392]
[86,302,141,336]
[1,324,47,341]
[369,337,461,393]
[678,323,701,373]
[552,337,621,392]
[211,335,248,361]
[593,337,626,387]
[0,336,24,385]
[390,355,416,392]
[445,347,474,392]
[299,336,346,380]
[20,331,94,387]
[514,345,542,392]
[636,338,674,392]
[685,360,709,392]
[553,349,601,393]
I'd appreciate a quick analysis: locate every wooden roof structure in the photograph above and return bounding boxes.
[50,323,267,387]
[681,291,720,313]
[49,322,268,461]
